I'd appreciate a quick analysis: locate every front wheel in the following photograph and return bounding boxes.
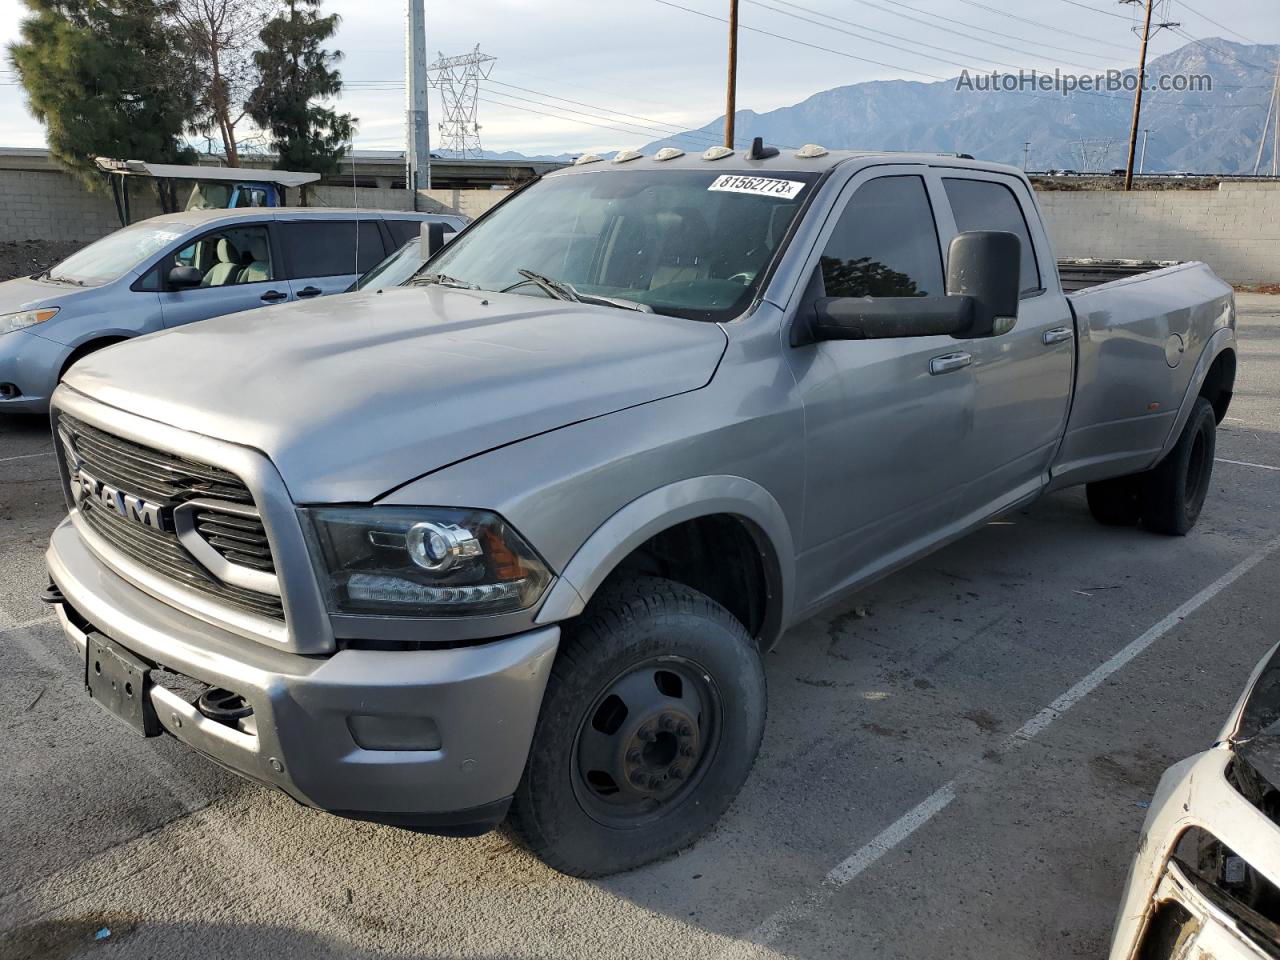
[508,576,766,877]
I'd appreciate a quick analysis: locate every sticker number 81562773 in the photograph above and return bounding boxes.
[708,174,807,199]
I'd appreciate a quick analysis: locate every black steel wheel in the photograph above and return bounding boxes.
[1141,396,1217,536]
[572,656,722,828]
[508,576,766,877]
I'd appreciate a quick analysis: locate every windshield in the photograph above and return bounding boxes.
[426,169,819,322]
[353,239,424,291]
[45,221,188,286]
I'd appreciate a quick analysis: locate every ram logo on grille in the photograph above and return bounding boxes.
[74,467,168,530]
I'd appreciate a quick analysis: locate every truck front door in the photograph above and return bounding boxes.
[786,168,977,611]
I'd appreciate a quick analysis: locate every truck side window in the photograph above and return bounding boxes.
[278,220,386,277]
[942,178,1041,295]
[819,176,943,299]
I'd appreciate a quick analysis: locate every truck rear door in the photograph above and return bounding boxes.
[932,169,1075,518]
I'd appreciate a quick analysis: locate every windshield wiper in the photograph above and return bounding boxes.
[44,274,87,286]
[410,272,479,290]
[506,268,653,313]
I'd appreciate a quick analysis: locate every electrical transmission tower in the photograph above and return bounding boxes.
[429,46,496,159]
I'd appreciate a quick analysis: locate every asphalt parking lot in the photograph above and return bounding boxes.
[1,294,1278,960]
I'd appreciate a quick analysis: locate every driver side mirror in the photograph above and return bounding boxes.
[167,265,203,290]
[420,221,447,260]
[796,230,1022,345]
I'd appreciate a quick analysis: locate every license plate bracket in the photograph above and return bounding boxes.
[85,633,160,737]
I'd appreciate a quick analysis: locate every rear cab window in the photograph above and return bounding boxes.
[942,177,1042,296]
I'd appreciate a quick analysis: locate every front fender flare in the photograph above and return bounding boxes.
[534,475,796,648]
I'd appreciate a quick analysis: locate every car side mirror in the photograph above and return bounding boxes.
[420,221,447,260]
[167,265,203,290]
[946,230,1021,337]
[795,230,1022,345]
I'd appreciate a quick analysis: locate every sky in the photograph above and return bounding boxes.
[0,0,1276,158]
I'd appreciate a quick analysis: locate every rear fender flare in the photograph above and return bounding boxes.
[1157,325,1236,463]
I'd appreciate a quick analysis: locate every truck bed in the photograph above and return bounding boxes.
[1058,258,1186,293]
[1049,259,1234,490]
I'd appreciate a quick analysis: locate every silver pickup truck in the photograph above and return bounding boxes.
[42,145,1237,877]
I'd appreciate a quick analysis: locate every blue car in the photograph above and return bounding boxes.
[0,207,467,413]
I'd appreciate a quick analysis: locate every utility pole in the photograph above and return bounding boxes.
[1121,0,1177,191]
[724,0,739,150]
[405,0,431,204]
[1139,128,1150,174]
[1255,58,1278,176]
[1023,141,1031,171]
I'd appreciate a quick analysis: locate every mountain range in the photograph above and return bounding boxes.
[631,38,1279,174]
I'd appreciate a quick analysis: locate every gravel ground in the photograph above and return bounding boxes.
[0,242,84,283]
[0,295,1277,960]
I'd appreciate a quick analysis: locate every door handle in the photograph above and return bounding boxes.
[929,352,972,376]
[296,286,322,298]
[1043,326,1074,345]
[260,290,288,303]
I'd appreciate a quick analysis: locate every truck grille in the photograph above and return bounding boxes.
[59,415,284,623]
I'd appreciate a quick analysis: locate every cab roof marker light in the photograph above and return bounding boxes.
[796,143,829,158]
[653,147,685,161]
[574,154,603,165]
[612,149,643,163]
[702,145,733,161]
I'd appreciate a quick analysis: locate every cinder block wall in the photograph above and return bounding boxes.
[305,184,414,211]
[0,169,162,243]
[1036,182,1280,286]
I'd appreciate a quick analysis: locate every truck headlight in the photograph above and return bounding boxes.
[0,307,58,335]
[303,507,551,617]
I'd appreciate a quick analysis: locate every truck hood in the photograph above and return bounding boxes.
[65,286,728,502]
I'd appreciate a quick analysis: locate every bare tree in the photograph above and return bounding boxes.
[171,0,278,167]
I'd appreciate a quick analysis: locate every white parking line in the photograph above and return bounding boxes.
[1217,457,1280,472]
[0,450,53,464]
[737,531,1280,953]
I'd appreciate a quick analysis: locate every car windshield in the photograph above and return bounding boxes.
[425,168,820,322]
[353,239,424,291]
[44,221,189,286]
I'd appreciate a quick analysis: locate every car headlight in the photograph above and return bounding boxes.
[303,507,552,617]
[0,307,59,335]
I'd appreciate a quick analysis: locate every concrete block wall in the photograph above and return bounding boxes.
[418,187,509,220]
[305,184,414,211]
[0,169,161,243]
[1036,182,1280,286]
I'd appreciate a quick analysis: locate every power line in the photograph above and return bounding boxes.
[748,0,982,72]
[797,0,1121,70]
[1172,1,1258,46]
[475,92,724,146]
[753,0,1055,73]
[949,0,1135,52]
[480,86,722,145]
[649,0,949,80]
[1052,0,1131,21]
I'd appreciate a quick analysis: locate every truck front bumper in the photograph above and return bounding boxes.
[46,518,559,834]
[1109,747,1280,960]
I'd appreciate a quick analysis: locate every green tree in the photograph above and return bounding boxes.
[8,0,198,190]
[248,0,354,175]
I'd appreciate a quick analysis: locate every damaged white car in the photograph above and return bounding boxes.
[1111,643,1280,959]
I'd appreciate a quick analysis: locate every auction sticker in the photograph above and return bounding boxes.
[708,174,806,199]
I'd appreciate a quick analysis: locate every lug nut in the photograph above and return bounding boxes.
[680,745,695,757]
[648,775,664,789]
[670,766,684,780]
[660,714,675,731]
[626,748,642,764]
[630,771,647,787]
[638,724,655,741]
[678,722,692,736]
